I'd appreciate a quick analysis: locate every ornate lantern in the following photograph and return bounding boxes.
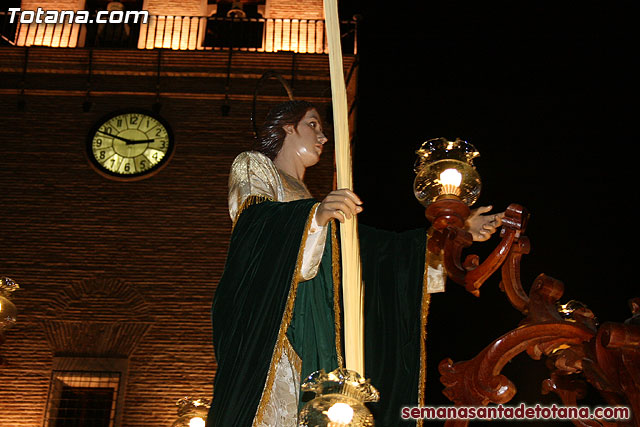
[0,277,19,333]
[414,137,481,229]
[171,397,210,427]
[298,368,379,426]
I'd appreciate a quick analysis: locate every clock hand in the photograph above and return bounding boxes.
[97,131,154,145]
[124,139,155,145]
[97,130,134,144]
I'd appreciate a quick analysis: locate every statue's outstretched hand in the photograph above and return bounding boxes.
[316,189,363,227]
[466,205,505,242]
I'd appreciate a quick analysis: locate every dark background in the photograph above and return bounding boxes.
[341,0,638,416]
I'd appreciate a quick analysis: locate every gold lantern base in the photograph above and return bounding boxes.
[171,397,210,427]
[0,277,19,333]
[298,368,379,427]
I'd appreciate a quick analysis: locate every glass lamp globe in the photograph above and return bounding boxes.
[0,277,19,333]
[298,368,379,427]
[413,137,481,207]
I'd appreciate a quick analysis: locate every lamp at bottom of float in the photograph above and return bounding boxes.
[171,397,210,427]
[298,368,379,427]
[413,137,482,229]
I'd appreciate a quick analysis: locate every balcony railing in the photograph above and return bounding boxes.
[0,11,357,54]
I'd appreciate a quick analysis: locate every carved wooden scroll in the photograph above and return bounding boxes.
[433,205,639,426]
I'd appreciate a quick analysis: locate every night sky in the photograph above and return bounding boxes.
[337,0,638,416]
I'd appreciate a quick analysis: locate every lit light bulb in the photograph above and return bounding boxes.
[326,402,354,423]
[189,417,205,427]
[439,168,462,196]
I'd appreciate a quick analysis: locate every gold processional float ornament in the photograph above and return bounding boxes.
[0,277,19,333]
[171,397,210,427]
[298,368,379,427]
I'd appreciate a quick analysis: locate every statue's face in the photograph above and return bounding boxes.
[281,109,328,168]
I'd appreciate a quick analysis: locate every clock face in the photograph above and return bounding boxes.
[87,111,174,180]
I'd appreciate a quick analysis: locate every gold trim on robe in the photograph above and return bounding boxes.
[417,228,436,427]
[253,203,319,426]
[331,220,344,369]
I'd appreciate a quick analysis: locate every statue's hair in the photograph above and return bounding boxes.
[255,100,317,160]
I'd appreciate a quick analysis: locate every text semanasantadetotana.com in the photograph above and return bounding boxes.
[401,404,630,421]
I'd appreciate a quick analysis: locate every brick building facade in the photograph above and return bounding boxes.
[0,1,357,425]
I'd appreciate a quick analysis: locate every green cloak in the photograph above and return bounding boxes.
[208,197,430,427]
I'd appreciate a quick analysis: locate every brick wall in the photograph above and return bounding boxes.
[0,46,356,426]
[20,0,85,11]
[265,0,324,20]
[142,0,207,17]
